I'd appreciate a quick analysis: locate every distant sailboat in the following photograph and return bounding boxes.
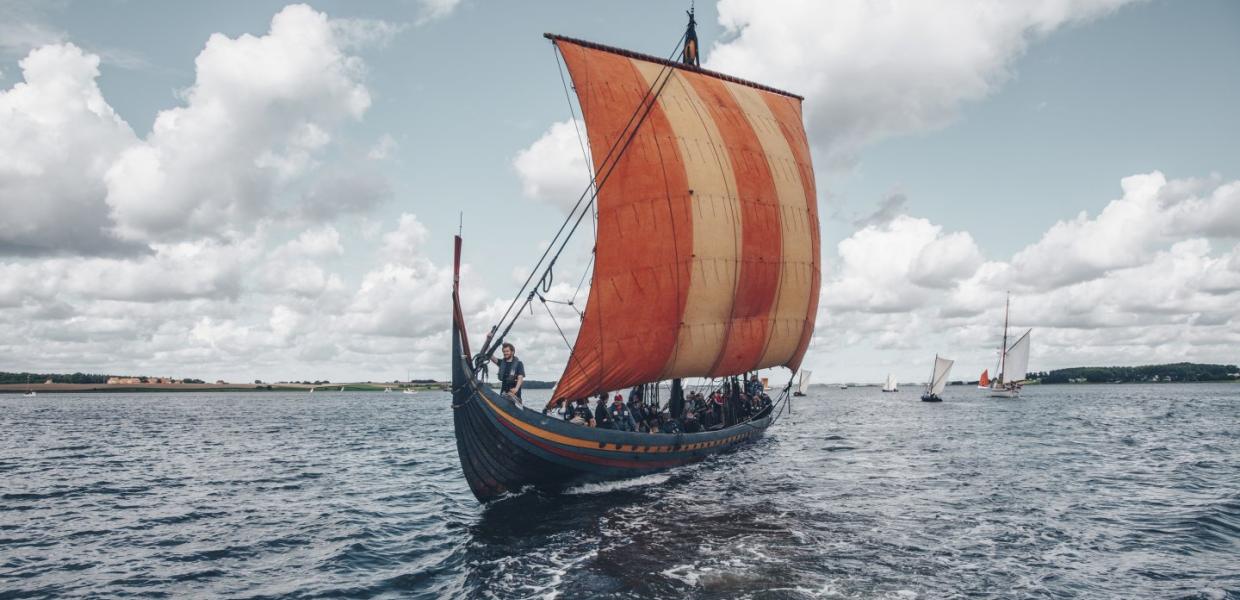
[402,388,417,395]
[794,370,812,397]
[23,375,36,397]
[987,293,1032,398]
[882,373,898,393]
[921,355,954,402]
[977,369,990,389]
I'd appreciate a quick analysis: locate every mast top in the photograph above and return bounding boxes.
[544,33,803,100]
[682,4,700,67]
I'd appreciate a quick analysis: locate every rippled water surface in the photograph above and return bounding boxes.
[2,384,1238,599]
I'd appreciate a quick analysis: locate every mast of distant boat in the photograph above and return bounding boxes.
[997,292,1010,385]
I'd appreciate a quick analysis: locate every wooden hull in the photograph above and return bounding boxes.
[450,317,772,503]
[987,384,1021,398]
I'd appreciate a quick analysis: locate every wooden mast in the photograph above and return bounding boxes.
[998,292,1010,384]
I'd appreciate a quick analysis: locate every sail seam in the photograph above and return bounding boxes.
[645,72,688,382]
[665,71,741,380]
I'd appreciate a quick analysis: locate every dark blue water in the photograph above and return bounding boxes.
[2,384,1238,599]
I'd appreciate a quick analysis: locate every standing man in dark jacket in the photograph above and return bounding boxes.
[594,393,613,429]
[490,342,525,404]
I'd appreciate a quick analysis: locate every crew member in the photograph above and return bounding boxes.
[489,342,525,404]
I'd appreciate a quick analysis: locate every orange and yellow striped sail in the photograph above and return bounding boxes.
[550,35,820,402]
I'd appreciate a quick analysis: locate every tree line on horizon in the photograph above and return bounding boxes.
[1028,362,1239,384]
[0,372,206,384]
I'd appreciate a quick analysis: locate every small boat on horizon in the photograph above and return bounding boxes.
[882,373,898,393]
[921,355,954,402]
[985,293,1032,398]
[793,370,812,397]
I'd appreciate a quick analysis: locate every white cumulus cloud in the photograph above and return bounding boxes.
[1011,171,1240,289]
[513,118,592,213]
[708,0,1136,165]
[816,172,1240,383]
[0,43,142,256]
[105,4,372,242]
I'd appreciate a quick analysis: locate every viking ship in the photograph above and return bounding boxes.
[450,12,820,503]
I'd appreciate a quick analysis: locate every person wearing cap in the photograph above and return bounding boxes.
[609,393,637,432]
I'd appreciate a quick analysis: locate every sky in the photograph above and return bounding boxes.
[1,0,1238,385]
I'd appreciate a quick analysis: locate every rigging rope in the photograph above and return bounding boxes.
[478,32,689,366]
[538,293,575,351]
[570,253,593,308]
[552,44,596,197]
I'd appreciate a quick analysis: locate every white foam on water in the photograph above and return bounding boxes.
[734,541,774,561]
[790,578,850,599]
[499,546,597,600]
[661,563,704,587]
[489,484,538,503]
[563,473,671,495]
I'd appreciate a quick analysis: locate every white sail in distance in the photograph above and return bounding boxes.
[930,357,955,396]
[1001,330,1032,383]
[883,373,897,392]
[798,370,812,395]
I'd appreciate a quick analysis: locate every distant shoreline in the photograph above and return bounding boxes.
[4,380,1237,394]
[0,383,446,394]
